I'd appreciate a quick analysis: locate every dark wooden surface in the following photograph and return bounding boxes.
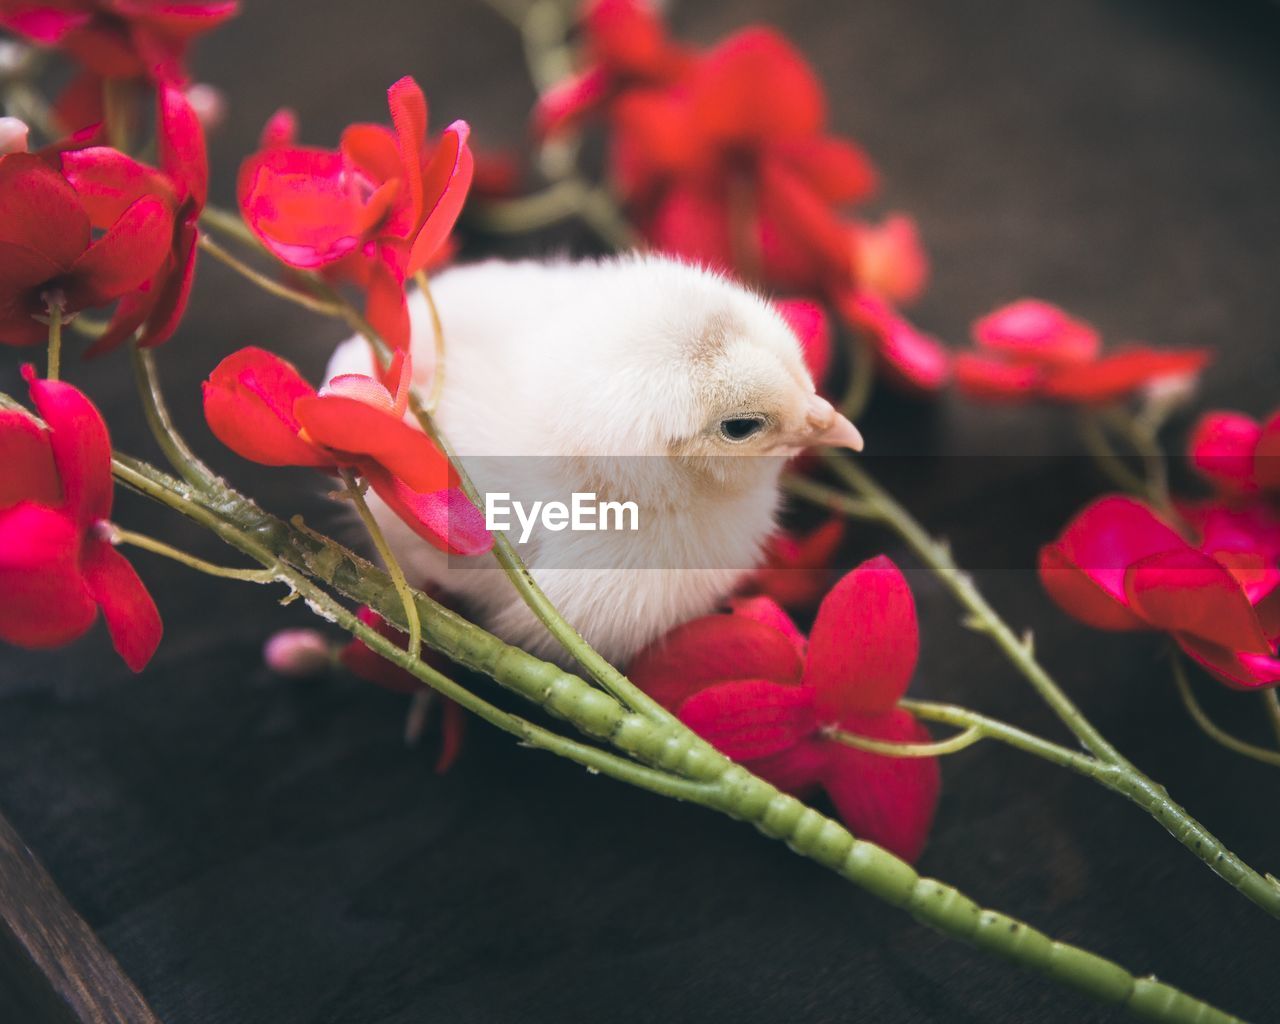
[1,814,160,1024]
[3,1,1280,1021]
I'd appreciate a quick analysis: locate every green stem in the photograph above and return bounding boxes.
[198,204,265,250]
[838,332,876,421]
[1173,658,1280,769]
[1264,691,1280,748]
[45,299,62,381]
[93,447,1257,1023]
[782,474,879,520]
[197,233,342,317]
[131,343,222,492]
[1077,413,1149,495]
[806,453,1280,918]
[413,270,447,413]
[108,525,280,583]
[339,469,423,666]
[826,722,983,757]
[469,179,591,233]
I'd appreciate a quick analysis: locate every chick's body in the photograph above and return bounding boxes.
[326,255,859,665]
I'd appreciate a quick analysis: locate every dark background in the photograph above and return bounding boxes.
[3,0,1280,1020]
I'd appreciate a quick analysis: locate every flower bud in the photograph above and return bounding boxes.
[263,628,333,677]
[185,83,227,132]
[0,117,30,155]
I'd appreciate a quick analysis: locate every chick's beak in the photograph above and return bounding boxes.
[799,395,864,452]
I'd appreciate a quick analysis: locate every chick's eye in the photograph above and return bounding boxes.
[719,416,766,442]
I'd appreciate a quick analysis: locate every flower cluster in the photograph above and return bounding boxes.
[629,556,939,860]
[538,0,946,392]
[956,299,1211,405]
[0,366,161,669]
[202,346,491,555]
[237,76,473,351]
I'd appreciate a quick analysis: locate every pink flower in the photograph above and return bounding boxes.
[0,365,162,669]
[1040,495,1280,689]
[957,299,1211,404]
[629,556,939,861]
[1189,409,1280,498]
[738,517,845,611]
[238,77,473,350]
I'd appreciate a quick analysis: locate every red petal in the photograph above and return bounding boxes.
[1043,347,1211,404]
[642,181,734,273]
[692,28,824,144]
[821,709,940,862]
[0,409,60,508]
[626,613,806,710]
[26,371,113,525]
[0,241,62,346]
[158,83,208,207]
[773,136,878,205]
[60,145,176,226]
[0,153,90,267]
[237,146,364,269]
[202,347,330,467]
[850,214,929,306]
[1038,496,1187,628]
[0,8,92,44]
[805,555,920,719]
[1178,636,1280,691]
[954,352,1045,401]
[294,394,453,494]
[406,122,473,275]
[387,76,429,226]
[729,595,807,653]
[341,122,401,184]
[1189,412,1261,495]
[678,678,816,761]
[1124,547,1271,654]
[1252,411,1280,494]
[776,298,831,387]
[134,224,197,349]
[746,520,844,612]
[0,502,97,649]
[972,299,1100,365]
[81,538,162,671]
[66,196,173,308]
[748,736,828,794]
[259,108,298,149]
[364,470,493,556]
[363,258,411,350]
[757,157,852,287]
[839,290,950,392]
[533,67,611,139]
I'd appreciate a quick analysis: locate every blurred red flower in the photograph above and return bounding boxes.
[340,605,466,773]
[1040,495,1280,689]
[0,1,237,82]
[59,83,207,352]
[738,517,845,611]
[1189,408,1280,498]
[201,346,492,556]
[0,365,162,669]
[629,555,939,861]
[0,151,173,346]
[238,77,473,349]
[956,299,1211,404]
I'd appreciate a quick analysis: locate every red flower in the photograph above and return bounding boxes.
[1189,409,1280,498]
[849,213,928,307]
[238,77,473,350]
[956,299,1211,404]
[340,605,465,773]
[533,0,693,139]
[626,27,877,294]
[738,517,845,611]
[836,290,951,392]
[0,365,162,669]
[201,346,492,556]
[59,83,207,353]
[629,556,939,861]
[0,1,238,83]
[775,297,831,389]
[1040,495,1280,689]
[0,151,172,346]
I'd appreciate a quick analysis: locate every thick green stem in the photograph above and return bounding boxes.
[805,455,1280,918]
[102,445,1248,1023]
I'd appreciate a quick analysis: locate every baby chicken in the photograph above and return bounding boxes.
[325,254,862,666]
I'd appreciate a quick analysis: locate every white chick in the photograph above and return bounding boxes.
[325,253,863,666]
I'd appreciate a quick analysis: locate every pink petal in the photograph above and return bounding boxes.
[1253,411,1280,494]
[406,121,473,275]
[158,82,208,207]
[364,469,493,556]
[1124,547,1271,654]
[25,370,113,525]
[0,152,90,267]
[67,196,174,308]
[729,595,807,653]
[821,708,940,862]
[1189,412,1262,495]
[0,408,60,509]
[954,352,1045,401]
[805,555,920,719]
[971,299,1100,365]
[838,290,950,392]
[0,502,97,649]
[776,298,831,387]
[81,538,162,672]
[678,678,816,761]
[1178,635,1280,691]
[626,613,806,710]
[1043,347,1211,405]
